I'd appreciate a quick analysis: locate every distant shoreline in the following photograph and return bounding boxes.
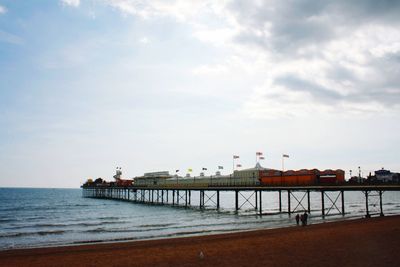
[1,215,399,267]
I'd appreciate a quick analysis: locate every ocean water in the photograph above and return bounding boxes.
[0,188,399,250]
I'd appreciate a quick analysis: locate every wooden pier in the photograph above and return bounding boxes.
[82,185,400,217]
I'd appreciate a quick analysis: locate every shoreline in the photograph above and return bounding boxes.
[1,215,399,266]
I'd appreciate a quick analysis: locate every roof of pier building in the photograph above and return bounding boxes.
[234,163,274,178]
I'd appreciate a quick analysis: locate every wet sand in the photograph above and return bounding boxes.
[0,215,399,267]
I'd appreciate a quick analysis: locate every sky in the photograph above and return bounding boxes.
[0,0,399,188]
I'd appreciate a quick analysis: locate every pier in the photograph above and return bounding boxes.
[82,185,400,217]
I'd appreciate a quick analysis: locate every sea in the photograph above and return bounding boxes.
[1,188,399,250]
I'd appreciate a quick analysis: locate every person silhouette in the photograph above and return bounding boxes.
[303,212,308,226]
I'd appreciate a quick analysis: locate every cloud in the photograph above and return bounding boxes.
[0,5,7,14]
[222,1,400,117]
[138,37,150,45]
[66,0,400,118]
[61,0,80,7]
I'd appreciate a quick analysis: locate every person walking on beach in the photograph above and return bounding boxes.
[303,212,308,226]
[295,214,300,225]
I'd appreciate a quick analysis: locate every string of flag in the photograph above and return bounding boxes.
[176,153,290,174]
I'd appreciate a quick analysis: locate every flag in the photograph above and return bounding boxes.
[283,154,289,158]
[256,152,263,156]
[218,166,223,170]
[236,164,242,167]
[259,156,265,160]
[202,167,207,171]
[175,170,179,173]
[188,168,193,172]
[233,155,239,159]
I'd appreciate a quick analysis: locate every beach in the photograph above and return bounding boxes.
[0,215,399,267]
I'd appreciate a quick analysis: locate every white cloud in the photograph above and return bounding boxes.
[0,5,7,14]
[61,0,80,8]
[138,37,150,45]
[104,0,219,20]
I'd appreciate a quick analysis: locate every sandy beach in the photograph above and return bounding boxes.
[0,215,399,267]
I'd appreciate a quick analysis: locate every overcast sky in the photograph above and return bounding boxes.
[1,0,399,188]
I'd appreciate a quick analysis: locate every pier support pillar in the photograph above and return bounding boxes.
[217,190,220,210]
[279,190,282,213]
[172,190,175,206]
[379,191,384,217]
[185,190,188,207]
[321,191,325,217]
[259,190,262,215]
[235,190,239,213]
[255,190,258,210]
[287,190,291,215]
[200,190,204,209]
[189,190,191,206]
[307,190,311,213]
[365,191,370,218]
[341,190,345,215]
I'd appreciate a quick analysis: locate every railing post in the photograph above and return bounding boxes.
[307,190,311,213]
[279,190,282,212]
[288,190,291,215]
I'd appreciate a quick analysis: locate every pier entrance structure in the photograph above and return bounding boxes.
[82,185,400,218]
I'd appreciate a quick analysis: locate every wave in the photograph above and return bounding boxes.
[84,228,141,234]
[0,230,68,238]
[97,216,120,220]
[36,220,126,228]
[138,223,175,228]
[74,228,238,245]
[0,218,14,223]
[1,220,128,232]
[81,219,273,235]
